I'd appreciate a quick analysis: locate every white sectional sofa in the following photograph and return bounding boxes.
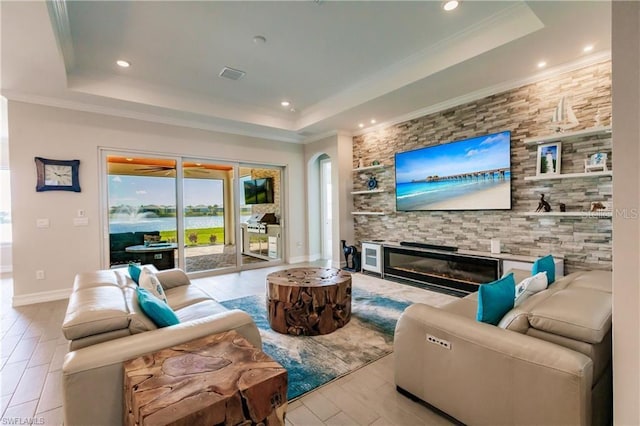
[394,270,612,426]
[61,267,261,426]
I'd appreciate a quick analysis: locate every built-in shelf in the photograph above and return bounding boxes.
[524,171,613,181]
[351,189,386,195]
[351,211,385,216]
[353,164,386,172]
[522,212,612,218]
[523,126,612,145]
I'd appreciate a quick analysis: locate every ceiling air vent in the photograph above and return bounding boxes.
[219,66,246,81]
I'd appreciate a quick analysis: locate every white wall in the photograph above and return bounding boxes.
[336,132,354,260]
[304,133,353,268]
[611,2,640,423]
[8,101,305,304]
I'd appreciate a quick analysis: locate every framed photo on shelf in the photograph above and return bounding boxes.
[536,142,561,176]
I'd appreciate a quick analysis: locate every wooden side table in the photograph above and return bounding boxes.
[266,267,352,335]
[123,330,287,426]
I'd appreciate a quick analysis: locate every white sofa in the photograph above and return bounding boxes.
[61,267,261,426]
[394,270,612,426]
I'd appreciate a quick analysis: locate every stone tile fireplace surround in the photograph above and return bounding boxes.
[352,60,612,274]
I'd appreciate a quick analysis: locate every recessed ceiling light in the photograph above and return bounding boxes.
[583,44,594,53]
[281,101,290,107]
[370,119,376,124]
[358,123,365,128]
[116,60,130,68]
[253,35,267,45]
[442,0,459,12]
[537,61,547,69]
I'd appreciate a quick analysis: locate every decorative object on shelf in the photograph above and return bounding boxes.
[367,176,378,190]
[371,160,380,166]
[584,152,608,173]
[357,158,363,169]
[536,142,561,176]
[590,201,612,213]
[341,240,361,272]
[535,194,552,212]
[549,95,579,133]
[35,157,81,192]
[559,203,566,212]
[594,109,602,127]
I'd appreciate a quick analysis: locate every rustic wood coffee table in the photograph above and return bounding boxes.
[123,330,287,426]
[266,267,352,335]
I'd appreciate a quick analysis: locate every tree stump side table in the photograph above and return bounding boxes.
[123,330,287,426]
[266,267,352,335]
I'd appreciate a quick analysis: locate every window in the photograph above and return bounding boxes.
[0,170,11,244]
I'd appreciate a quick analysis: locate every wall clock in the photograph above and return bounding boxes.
[35,157,81,192]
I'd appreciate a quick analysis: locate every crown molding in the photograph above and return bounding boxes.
[301,129,353,145]
[296,2,542,131]
[353,51,612,138]
[47,0,75,72]
[1,90,305,144]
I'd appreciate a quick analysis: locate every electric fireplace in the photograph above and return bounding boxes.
[383,245,500,294]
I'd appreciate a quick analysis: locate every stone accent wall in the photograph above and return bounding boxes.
[248,168,281,220]
[352,60,612,272]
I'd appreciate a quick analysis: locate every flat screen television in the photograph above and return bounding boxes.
[243,177,274,204]
[395,131,511,211]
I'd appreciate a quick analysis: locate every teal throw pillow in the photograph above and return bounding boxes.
[532,255,555,284]
[128,262,142,284]
[136,287,180,328]
[477,273,516,325]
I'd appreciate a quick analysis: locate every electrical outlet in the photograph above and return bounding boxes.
[426,334,451,350]
[36,270,45,280]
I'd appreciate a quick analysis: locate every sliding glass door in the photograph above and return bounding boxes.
[106,155,178,269]
[103,151,284,274]
[182,160,237,273]
[239,164,283,268]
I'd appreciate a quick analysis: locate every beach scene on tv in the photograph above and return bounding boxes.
[395,131,511,211]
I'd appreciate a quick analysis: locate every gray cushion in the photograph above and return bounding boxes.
[175,300,229,323]
[63,286,130,340]
[165,285,213,310]
[528,288,612,344]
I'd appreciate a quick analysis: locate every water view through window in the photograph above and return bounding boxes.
[106,155,279,272]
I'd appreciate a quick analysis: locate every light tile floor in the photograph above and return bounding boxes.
[1,263,455,425]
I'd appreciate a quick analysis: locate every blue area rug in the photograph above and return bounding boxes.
[221,287,411,400]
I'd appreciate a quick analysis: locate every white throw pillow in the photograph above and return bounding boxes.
[138,267,168,304]
[514,271,548,306]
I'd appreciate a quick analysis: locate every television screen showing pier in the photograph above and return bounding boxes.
[395,131,511,211]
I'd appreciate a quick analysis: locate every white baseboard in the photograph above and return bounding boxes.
[288,255,309,264]
[308,253,321,261]
[12,288,72,307]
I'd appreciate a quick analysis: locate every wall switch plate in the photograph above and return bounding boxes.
[36,218,50,228]
[427,334,451,350]
[36,270,45,280]
[77,209,85,217]
[73,217,89,226]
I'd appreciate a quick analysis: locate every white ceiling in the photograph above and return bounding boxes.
[1,1,611,143]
